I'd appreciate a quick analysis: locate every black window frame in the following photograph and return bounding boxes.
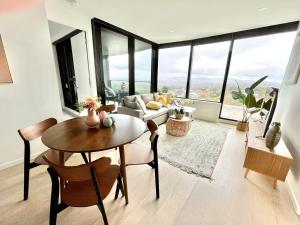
[91,18,158,104]
[92,18,298,121]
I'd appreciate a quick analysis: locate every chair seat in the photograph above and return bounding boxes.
[124,143,154,166]
[34,149,73,165]
[61,165,120,207]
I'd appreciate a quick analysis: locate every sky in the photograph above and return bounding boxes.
[105,31,296,86]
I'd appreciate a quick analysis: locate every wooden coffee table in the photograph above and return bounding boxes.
[166,116,191,137]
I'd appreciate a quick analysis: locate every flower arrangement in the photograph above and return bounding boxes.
[76,96,102,112]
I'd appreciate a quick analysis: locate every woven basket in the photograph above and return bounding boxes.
[236,121,248,132]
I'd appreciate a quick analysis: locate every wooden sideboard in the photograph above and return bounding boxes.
[243,120,293,189]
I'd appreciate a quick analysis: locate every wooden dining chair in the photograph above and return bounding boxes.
[115,119,160,199]
[18,118,73,201]
[43,155,124,225]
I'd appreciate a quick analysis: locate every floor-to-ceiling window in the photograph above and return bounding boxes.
[157,46,191,97]
[135,40,152,94]
[220,31,296,120]
[101,28,129,103]
[189,41,231,101]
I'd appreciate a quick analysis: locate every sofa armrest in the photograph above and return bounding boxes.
[117,106,144,119]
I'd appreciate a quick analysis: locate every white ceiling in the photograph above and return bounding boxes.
[68,0,300,44]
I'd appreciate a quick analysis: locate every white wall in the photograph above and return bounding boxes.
[274,24,300,214]
[0,3,63,169]
[45,0,98,97]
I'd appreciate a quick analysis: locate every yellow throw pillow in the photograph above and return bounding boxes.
[155,95,167,106]
[166,92,174,104]
[146,101,162,110]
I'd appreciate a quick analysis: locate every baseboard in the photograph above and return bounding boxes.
[0,152,41,171]
[287,175,300,215]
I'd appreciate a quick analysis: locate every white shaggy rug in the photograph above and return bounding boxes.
[135,120,230,179]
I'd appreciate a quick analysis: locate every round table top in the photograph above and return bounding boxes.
[42,114,146,153]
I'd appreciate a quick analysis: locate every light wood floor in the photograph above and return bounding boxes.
[0,128,299,225]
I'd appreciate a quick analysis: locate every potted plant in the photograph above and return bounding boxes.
[172,107,185,120]
[231,76,270,131]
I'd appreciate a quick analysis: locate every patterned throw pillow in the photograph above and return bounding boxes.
[146,101,162,110]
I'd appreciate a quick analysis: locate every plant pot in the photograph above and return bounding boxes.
[85,108,100,128]
[175,114,184,120]
[236,121,248,132]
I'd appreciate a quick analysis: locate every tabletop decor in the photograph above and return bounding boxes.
[103,117,113,128]
[265,122,281,151]
[99,110,108,124]
[76,96,101,128]
[172,107,185,120]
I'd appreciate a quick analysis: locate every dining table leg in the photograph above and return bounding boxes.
[119,145,128,204]
[59,152,65,191]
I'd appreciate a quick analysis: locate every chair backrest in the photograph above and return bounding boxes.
[97,104,116,113]
[42,155,113,182]
[18,118,57,141]
[147,120,159,145]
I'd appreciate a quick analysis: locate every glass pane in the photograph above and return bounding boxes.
[157,46,191,97]
[221,31,296,120]
[135,40,152,94]
[101,28,129,103]
[189,41,230,101]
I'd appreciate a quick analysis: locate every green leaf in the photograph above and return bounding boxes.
[262,99,273,111]
[245,93,257,108]
[256,98,264,108]
[249,76,268,90]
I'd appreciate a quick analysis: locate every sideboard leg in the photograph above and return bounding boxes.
[273,179,277,189]
[244,168,250,178]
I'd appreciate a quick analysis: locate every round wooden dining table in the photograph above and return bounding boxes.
[42,114,146,204]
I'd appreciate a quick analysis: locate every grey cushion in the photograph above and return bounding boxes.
[143,107,169,121]
[141,94,154,104]
[123,95,139,109]
[135,96,147,113]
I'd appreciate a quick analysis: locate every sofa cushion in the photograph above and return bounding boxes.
[146,101,162,110]
[123,95,139,109]
[135,96,147,113]
[141,94,154,104]
[143,107,169,121]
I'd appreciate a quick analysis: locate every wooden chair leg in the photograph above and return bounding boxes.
[88,153,92,162]
[97,204,109,225]
[24,149,30,201]
[114,174,124,199]
[47,168,60,225]
[154,162,160,199]
[81,153,89,164]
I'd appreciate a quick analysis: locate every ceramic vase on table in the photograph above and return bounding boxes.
[99,111,108,124]
[85,108,100,128]
[265,122,281,151]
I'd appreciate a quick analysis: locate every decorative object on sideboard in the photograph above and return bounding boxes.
[0,35,13,83]
[76,96,101,128]
[265,122,281,151]
[231,76,270,132]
